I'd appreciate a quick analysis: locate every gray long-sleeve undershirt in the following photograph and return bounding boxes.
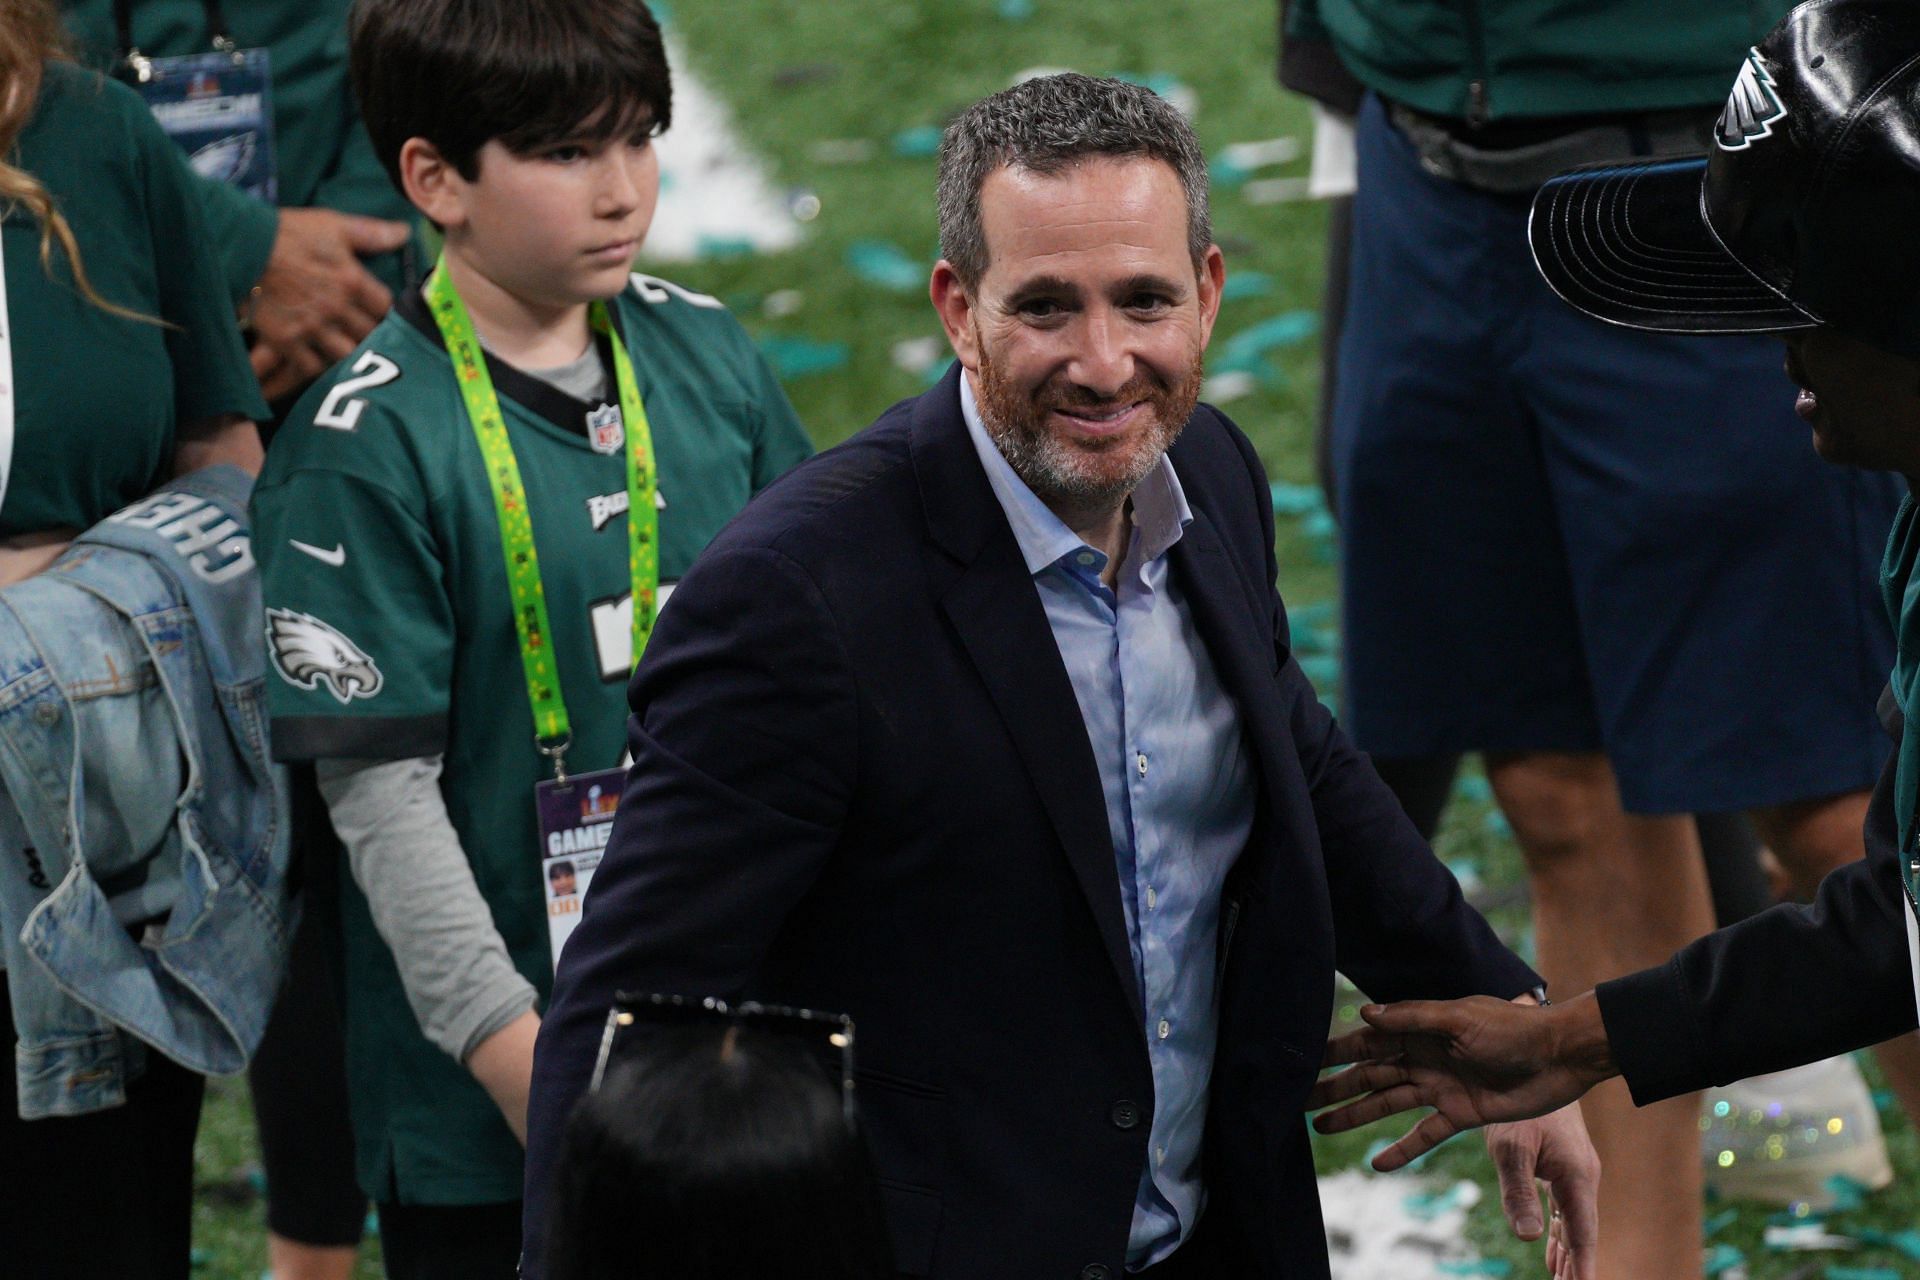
[316,756,538,1063]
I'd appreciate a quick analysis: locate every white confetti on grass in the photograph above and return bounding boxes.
[1318,1171,1496,1280]
[643,40,802,262]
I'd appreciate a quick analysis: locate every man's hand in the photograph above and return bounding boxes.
[248,207,411,400]
[1307,991,1618,1164]
[1483,1107,1601,1280]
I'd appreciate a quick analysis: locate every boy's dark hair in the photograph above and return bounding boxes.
[544,1024,893,1280]
[349,0,672,190]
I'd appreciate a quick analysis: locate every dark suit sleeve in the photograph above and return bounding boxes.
[1597,755,1919,1105]
[520,545,857,1275]
[1221,415,1539,1004]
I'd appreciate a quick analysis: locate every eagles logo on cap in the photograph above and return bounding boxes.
[267,608,385,704]
[1716,49,1787,152]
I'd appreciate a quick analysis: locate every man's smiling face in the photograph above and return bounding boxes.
[934,156,1224,522]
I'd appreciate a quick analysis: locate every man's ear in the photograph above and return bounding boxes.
[929,260,982,372]
[1195,243,1227,351]
[399,137,468,231]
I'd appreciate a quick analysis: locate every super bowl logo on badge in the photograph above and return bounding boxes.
[1717,49,1787,151]
[580,779,619,821]
[586,403,625,455]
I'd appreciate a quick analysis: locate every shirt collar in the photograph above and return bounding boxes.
[959,371,1192,577]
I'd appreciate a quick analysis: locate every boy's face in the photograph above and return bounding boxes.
[440,125,660,309]
[1783,329,1920,476]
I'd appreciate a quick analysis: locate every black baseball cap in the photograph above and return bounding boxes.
[1529,0,1920,354]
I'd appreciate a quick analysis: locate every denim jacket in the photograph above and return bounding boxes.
[0,465,291,1119]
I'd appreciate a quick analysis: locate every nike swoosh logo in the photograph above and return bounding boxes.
[290,539,346,567]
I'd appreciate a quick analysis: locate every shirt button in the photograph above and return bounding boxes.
[1080,1266,1113,1280]
[1146,886,1157,911]
[1109,1100,1141,1130]
[1136,752,1148,777]
[1076,551,1097,567]
[1157,1019,1171,1040]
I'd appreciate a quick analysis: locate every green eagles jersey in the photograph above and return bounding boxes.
[253,273,811,1203]
[2,63,267,536]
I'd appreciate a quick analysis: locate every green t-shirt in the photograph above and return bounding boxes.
[60,0,419,299]
[2,62,268,536]
[254,273,812,1203]
[1882,496,1920,912]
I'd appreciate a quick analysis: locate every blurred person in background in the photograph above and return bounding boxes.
[1310,6,1920,1216]
[1289,0,1919,1270]
[1274,0,1836,1207]
[56,6,421,1276]
[251,0,812,1274]
[0,2,277,1277]
[60,0,418,409]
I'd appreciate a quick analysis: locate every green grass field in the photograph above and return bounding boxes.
[184,2,1916,1275]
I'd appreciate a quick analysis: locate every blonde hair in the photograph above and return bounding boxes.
[1,0,157,322]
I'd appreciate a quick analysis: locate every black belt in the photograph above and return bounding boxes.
[1387,99,1717,195]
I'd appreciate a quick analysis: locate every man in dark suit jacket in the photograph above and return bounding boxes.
[523,73,1598,1280]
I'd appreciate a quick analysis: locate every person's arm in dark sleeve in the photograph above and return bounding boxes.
[1598,758,1920,1104]
[1222,412,1537,1002]
[520,543,857,1277]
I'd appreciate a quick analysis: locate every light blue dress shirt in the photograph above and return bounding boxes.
[959,376,1256,1269]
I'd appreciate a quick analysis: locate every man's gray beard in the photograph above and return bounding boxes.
[984,413,1173,514]
[975,349,1197,515]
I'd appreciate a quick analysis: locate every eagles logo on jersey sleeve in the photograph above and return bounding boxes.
[266,608,384,704]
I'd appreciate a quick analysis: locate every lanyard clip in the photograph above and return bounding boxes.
[537,732,573,785]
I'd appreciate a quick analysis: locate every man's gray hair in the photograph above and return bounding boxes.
[936,73,1211,288]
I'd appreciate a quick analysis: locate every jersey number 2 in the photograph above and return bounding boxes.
[314,352,401,431]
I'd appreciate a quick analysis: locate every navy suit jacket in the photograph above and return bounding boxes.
[523,366,1538,1278]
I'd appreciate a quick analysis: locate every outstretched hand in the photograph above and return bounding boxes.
[1483,1109,1600,1280]
[1308,993,1616,1280]
[1307,992,1616,1164]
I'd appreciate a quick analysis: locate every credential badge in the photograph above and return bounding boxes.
[1716,49,1787,152]
[586,403,625,455]
[266,608,384,704]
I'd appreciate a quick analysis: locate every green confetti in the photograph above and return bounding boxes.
[1824,1174,1869,1211]
[1857,1229,1920,1260]
[1289,601,1336,628]
[1270,481,1325,516]
[1704,1244,1745,1275]
[1437,1262,1512,1278]
[1221,311,1319,364]
[694,234,756,259]
[1824,1269,1901,1280]
[846,239,926,290]
[890,125,944,157]
[757,336,852,379]
[1705,1208,1739,1238]
[1299,654,1340,689]
[1221,270,1274,300]
[1455,774,1493,803]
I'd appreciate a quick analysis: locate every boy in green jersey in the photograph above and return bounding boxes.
[250,0,811,1271]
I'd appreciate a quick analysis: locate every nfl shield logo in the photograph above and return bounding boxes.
[585,403,624,455]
